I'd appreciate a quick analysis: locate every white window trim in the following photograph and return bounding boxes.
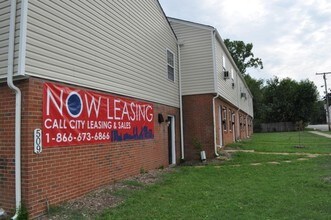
[166,49,175,82]
[222,55,226,70]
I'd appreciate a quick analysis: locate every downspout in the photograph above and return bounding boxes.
[7,1,22,219]
[211,29,219,156]
[236,108,240,141]
[177,42,184,160]
[213,95,220,156]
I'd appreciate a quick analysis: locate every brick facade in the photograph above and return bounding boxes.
[214,97,238,147]
[0,78,180,218]
[182,94,215,160]
[183,94,253,161]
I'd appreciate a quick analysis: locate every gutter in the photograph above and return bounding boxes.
[212,94,220,156]
[7,1,22,219]
[211,29,220,157]
[177,41,185,160]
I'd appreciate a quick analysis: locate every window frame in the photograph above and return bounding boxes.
[222,55,226,71]
[228,109,232,132]
[166,49,175,82]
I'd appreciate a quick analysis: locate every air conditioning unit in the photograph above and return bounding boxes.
[241,92,247,99]
[224,70,229,79]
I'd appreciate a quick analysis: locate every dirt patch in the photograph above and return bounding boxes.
[323,176,331,184]
[250,163,262,166]
[43,167,175,220]
[267,161,281,165]
[297,158,309,161]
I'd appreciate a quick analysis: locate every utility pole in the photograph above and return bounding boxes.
[316,72,331,131]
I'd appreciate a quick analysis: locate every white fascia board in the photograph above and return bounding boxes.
[211,29,218,93]
[18,0,29,76]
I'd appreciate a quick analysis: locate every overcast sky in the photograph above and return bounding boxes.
[159,0,331,98]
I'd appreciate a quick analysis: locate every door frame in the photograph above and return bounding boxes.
[218,106,223,146]
[232,113,236,142]
[168,115,176,165]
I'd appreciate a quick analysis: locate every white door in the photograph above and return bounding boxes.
[219,106,223,146]
[167,116,176,165]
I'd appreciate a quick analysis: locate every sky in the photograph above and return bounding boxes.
[159,0,331,98]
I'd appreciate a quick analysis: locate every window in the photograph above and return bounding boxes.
[222,55,226,70]
[228,109,232,131]
[167,49,175,81]
[240,115,243,130]
[232,112,235,125]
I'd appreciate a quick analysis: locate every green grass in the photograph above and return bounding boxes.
[228,131,331,154]
[122,180,144,188]
[100,156,331,219]
[98,132,331,220]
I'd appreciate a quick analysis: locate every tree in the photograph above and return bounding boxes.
[262,77,318,124]
[310,100,326,124]
[224,39,263,74]
[243,74,266,131]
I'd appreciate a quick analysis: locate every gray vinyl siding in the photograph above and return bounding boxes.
[238,77,253,116]
[215,38,238,105]
[24,1,179,107]
[0,0,21,78]
[169,20,215,95]
[169,18,253,116]
[215,34,253,117]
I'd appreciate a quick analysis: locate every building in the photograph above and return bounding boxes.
[0,1,181,218]
[168,18,253,160]
[0,1,252,218]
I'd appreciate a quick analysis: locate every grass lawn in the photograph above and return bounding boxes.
[98,132,331,220]
[228,131,331,154]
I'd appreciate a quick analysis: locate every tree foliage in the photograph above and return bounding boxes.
[225,38,320,129]
[243,74,267,131]
[224,39,263,74]
[262,77,318,124]
[310,100,327,124]
[243,75,320,131]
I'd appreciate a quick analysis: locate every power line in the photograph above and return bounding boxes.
[316,72,331,131]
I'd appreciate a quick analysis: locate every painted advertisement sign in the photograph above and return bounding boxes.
[43,83,154,147]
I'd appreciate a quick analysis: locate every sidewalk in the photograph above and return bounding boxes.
[309,131,331,139]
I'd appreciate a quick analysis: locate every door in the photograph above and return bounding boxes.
[167,116,176,165]
[219,106,223,146]
[232,113,236,141]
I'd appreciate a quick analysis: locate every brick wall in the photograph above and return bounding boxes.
[214,98,238,146]
[238,110,248,140]
[182,94,253,161]
[0,78,180,218]
[0,81,27,215]
[182,94,215,160]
